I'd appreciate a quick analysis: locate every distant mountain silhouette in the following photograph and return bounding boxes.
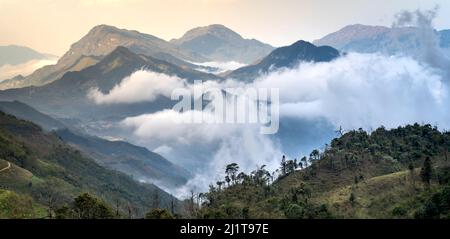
[0,45,53,66]
[314,24,450,55]
[227,40,340,81]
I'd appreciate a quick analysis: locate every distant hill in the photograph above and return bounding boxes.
[0,46,221,120]
[56,129,191,188]
[0,111,177,218]
[313,24,450,55]
[226,40,340,81]
[0,101,66,131]
[171,24,274,64]
[0,45,53,67]
[0,25,207,90]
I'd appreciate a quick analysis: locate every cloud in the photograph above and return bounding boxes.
[192,61,247,74]
[88,70,187,104]
[254,52,449,130]
[0,58,57,81]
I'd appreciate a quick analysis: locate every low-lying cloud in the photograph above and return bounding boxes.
[0,58,57,81]
[88,70,187,104]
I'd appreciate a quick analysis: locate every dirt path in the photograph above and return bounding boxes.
[0,162,11,173]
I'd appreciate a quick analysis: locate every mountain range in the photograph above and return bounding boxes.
[314,24,450,55]
[0,24,272,90]
[0,46,221,119]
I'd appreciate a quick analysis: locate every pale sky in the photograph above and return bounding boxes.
[1,0,449,55]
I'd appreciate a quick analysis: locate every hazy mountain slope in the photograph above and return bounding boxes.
[313,24,450,54]
[0,100,191,188]
[171,24,274,64]
[0,101,66,131]
[0,45,52,66]
[0,25,206,90]
[0,111,176,217]
[56,129,191,188]
[0,46,220,119]
[226,40,340,81]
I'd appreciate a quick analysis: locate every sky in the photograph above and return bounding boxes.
[1,0,450,55]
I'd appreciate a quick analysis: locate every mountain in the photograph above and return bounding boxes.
[0,25,207,90]
[226,40,340,81]
[198,124,450,219]
[313,24,450,54]
[0,110,177,218]
[56,129,191,188]
[171,24,274,64]
[0,46,221,120]
[0,45,53,66]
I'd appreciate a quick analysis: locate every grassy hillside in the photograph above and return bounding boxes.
[0,111,177,218]
[197,124,450,219]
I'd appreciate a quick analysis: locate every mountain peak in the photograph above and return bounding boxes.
[226,40,339,81]
[171,24,274,64]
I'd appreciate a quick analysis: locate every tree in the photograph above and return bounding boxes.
[421,157,433,188]
[225,163,240,185]
[145,208,174,219]
[73,193,114,219]
[216,181,224,191]
[301,156,308,168]
[280,155,287,176]
[310,149,320,162]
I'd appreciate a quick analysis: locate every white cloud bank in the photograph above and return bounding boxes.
[0,58,57,81]
[87,70,187,104]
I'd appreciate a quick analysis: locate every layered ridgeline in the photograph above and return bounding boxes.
[0,101,191,189]
[171,24,274,64]
[313,24,450,54]
[196,125,450,219]
[0,46,220,119]
[0,111,180,218]
[0,25,207,90]
[226,40,340,81]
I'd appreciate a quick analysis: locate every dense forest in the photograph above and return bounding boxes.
[193,124,450,219]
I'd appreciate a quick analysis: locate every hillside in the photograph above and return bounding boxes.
[197,124,450,219]
[171,24,274,64]
[226,40,340,81]
[56,129,191,188]
[0,111,177,218]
